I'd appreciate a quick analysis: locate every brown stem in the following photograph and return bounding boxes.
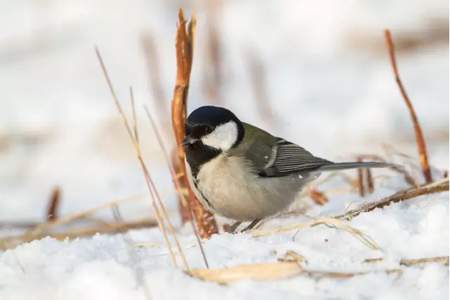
[384,30,432,183]
[46,186,60,221]
[337,178,448,220]
[171,9,218,238]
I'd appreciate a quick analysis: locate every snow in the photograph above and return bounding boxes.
[0,0,448,299]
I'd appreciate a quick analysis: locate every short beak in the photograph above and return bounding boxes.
[182,136,197,146]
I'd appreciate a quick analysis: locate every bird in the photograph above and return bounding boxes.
[183,105,391,230]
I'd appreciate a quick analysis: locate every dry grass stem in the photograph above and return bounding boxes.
[366,168,374,193]
[251,217,380,250]
[384,29,432,183]
[400,256,449,267]
[28,194,141,238]
[145,107,210,268]
[0,218,157,250]
[95,48,188,270]
[337,178,449,220]
[171,9,218,238]
[357,154,418,187]
[363,256,449,267]
[357,159,366,197]
[46,186,60,221]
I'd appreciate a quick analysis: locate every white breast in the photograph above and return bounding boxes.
[189,154,302,221]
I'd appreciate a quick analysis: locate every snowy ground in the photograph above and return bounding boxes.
[0,1,448,299]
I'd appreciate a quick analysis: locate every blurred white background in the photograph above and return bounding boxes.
[0,0,447,221]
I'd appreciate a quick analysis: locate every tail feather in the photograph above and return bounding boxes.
[318,161,392,172]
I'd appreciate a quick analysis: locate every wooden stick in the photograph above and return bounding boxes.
[337,178,448,220]
[384,30,432,183]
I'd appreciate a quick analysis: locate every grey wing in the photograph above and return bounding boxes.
[258,138,332,177]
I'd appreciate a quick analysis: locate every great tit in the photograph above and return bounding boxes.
[183,105,390,224]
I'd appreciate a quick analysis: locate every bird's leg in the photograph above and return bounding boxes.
[228,221,242,233]
[240,219,262,232]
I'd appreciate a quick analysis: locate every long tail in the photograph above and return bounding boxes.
[318,161,392,172]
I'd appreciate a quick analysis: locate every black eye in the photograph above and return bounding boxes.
[204,126,213,134]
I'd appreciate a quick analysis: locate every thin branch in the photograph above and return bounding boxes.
[337,178,448,220]
[384,29,432,183]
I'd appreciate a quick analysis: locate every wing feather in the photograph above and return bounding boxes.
[259,138,331,177]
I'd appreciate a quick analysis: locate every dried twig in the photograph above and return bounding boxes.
[384,29,432,183]
[0,219,157,250]
[46,186,60,221]
[357,154,418,187]
[356,157,375,196]
[337,178,449,220]
[366,168,374,193]
[29,195,141,238]
[357,158,366,197]
[171,9,218,238]
[400,256,449,267]
[364,256,449,267]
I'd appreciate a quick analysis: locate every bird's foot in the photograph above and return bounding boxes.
[240,219,262,233]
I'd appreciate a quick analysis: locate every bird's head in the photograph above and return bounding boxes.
[183,106,244,153]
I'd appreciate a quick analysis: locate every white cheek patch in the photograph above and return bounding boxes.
[201,121,238,151]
